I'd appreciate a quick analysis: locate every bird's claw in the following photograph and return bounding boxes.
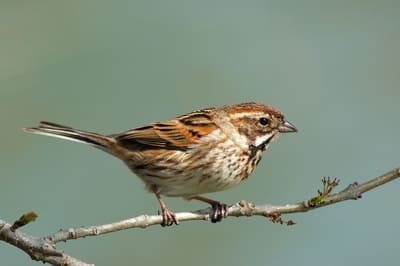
[210,202,228,223]
[160,208,179,226]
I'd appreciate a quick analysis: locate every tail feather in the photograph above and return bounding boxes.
[23,121,115,154]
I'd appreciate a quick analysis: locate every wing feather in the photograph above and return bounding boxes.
[114,111,218,149]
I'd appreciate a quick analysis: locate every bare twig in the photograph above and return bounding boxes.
[0,220,93,266]
[1,167,399,266]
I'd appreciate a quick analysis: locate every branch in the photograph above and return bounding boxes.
[0,219,92,266]
[1,167,399,265]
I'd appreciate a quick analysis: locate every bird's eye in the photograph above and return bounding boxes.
[259,117,269,126]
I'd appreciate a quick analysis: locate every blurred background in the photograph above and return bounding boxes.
[1,1,400,265]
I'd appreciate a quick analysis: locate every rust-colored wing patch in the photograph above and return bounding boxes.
[114,112,218,149]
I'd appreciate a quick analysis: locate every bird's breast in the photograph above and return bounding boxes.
[125,130,264,197]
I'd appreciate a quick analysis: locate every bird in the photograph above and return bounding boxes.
[24,102,297,226]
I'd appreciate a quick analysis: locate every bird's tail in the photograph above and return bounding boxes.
[23,121,116,155]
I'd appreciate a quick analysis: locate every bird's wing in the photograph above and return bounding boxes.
[114,111,218,149]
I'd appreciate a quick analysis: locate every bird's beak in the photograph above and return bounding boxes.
[278,120,297,133]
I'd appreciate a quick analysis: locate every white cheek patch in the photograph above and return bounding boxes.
[254,132,275,147]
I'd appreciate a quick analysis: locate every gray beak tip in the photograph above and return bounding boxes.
[279,120,297,133]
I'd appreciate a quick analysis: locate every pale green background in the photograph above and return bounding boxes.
[1,1,400,266]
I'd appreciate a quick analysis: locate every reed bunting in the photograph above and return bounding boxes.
[24,102,297,226]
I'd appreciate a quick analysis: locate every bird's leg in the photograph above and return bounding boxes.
[155,193,179,226]
[189,195,228,223]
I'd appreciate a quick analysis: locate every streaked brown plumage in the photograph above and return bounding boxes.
[24,102,297,225]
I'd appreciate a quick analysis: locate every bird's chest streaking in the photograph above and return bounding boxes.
[194,138,258,192]
[130,129,266,198]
